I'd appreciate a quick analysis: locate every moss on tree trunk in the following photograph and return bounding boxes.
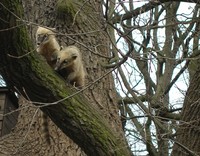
[0,0,131,155]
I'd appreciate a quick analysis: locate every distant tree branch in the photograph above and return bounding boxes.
[111,0,200,24]
[117,95,147,105]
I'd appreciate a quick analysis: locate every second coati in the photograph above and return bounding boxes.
[36,26,60,68]
[55,46,85,88]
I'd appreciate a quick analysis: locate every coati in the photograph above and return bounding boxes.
[36,26,60,68]
[55,46,85,88]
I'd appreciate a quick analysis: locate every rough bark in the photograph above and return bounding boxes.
[0,0,131,156]
[171,70,200,156]
[0,96,86,156]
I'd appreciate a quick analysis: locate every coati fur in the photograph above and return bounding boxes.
[55,46,85,88]
[36,26,60,68]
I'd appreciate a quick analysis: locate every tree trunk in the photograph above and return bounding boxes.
[171,69,200,156]
[0,0,131,155]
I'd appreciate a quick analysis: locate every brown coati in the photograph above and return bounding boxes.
[55,46,85,88]
[36,26,60,68]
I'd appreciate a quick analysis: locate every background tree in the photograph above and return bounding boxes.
[103,0,200,156]
[171,65,200,156]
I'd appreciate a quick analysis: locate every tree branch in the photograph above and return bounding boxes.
[111,0,200,24]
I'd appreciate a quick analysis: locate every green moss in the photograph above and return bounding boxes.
[56,0,77,17]
[56,0,92,25]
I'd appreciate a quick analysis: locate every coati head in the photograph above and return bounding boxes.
[54,46,80,71]
[36,26,56,46]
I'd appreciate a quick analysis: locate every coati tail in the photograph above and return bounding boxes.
[41,112,51,145]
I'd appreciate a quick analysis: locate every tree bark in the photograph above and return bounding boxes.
[171,69,200,156]
[0,0,131,155]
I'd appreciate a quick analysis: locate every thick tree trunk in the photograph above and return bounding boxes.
[171,69,200,156]
[0,0,131,155]
[0,96,86,156]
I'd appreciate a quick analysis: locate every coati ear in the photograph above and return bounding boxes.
[71,54,77,60]
[54,57,61,71]
[51,51,58,61]
[60,46,64,50]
